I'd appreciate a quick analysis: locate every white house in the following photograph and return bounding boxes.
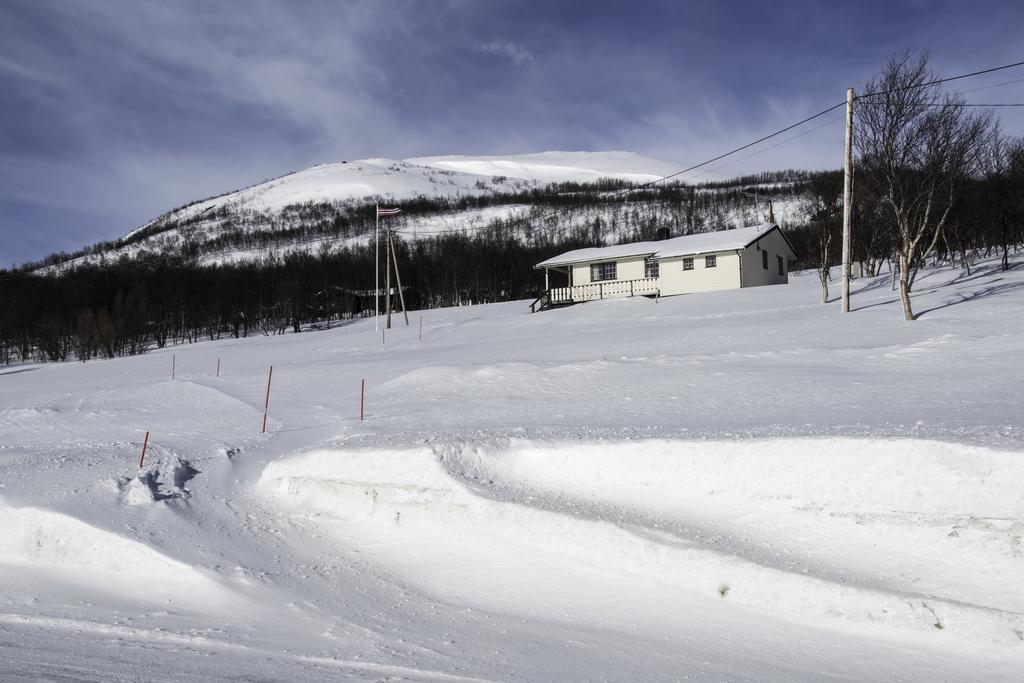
[532,223,797,310]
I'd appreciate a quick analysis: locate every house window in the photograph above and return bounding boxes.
[705,255,717,268]
[777,255,784,275]
[762,249,769,270]
[590,261,617,282]
[645,256,659,279]
[682,257,694,271]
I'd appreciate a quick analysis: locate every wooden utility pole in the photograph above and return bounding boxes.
[841,87,854,313]
[387,228,409,326]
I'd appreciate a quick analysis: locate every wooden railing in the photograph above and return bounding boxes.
[529,291,550,314]
[533,277,659,311]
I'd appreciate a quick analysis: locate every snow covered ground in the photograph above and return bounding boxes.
[2,256,1023,680]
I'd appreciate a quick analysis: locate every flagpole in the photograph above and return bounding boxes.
[374,204,379,331]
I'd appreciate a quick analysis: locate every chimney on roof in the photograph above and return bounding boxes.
[655,227,671,241]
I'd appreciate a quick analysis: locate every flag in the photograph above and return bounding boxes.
[377,207,401,216]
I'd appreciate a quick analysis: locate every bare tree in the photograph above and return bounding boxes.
[803,171,843,303]
[856,52,992,319]
[979,127,1024,271]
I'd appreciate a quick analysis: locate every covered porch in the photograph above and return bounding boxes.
[530,274,660,312]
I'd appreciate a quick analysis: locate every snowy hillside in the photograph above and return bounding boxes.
[123,151,681,238]
[37,151,801,272]
[2,256,1023,680]
[122,157,539,237]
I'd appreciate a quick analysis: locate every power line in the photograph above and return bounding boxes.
[685,114,845,181]
[634,103,847,187]
[856,59,1024,100]
[960,76,1024,95]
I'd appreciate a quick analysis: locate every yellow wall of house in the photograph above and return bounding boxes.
[571,256,648,285]
[658,251,741,295]
[740,229,791,288]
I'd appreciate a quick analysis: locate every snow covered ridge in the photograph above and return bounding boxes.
[130,151,685,228]
[260,438,1024,645]
[408,150,689,184]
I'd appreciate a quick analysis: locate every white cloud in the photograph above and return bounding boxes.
[477,40,534,66]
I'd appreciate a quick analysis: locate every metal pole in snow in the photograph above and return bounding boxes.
[261,366,273,434]
[139,430,149,468]
[385,225,392,329]
[375,205,380,331]
[388,228,409,326]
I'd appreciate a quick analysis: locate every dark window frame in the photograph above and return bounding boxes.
[777,255,784,276]
[705,255,717,268]
[682,257,694,271]
[590,261,617,282]
[762,249,769,270]
[644,256,659,279]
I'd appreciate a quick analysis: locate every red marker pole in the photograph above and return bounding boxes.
[360,378,365,421]
[419,315,423,342]
[261,366,273,434]
[172,354,176,380]
[216,357,220,378]
[139,431,150,468]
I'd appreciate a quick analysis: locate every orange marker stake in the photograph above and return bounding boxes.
[360,378,365,421]
[261,366,273,434]
[139,430,150,468]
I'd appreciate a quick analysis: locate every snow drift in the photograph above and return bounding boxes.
[0,499,219,595]
[260,438,1024,644]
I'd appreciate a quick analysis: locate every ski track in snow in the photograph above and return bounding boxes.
[1,257,1024,680]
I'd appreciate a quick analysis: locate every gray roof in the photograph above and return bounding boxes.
[535,224,791,269]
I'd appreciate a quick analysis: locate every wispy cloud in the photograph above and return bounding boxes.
[476,40,534,66]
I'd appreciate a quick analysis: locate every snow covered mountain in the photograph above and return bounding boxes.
[40,151,804,272]
[123,151,686,237]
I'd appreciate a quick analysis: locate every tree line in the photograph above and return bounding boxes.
[0,232,596,363]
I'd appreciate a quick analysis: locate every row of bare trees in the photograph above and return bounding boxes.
[799,52,1023,319]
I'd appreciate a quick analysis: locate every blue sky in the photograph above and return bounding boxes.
[2,0,1023,266]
